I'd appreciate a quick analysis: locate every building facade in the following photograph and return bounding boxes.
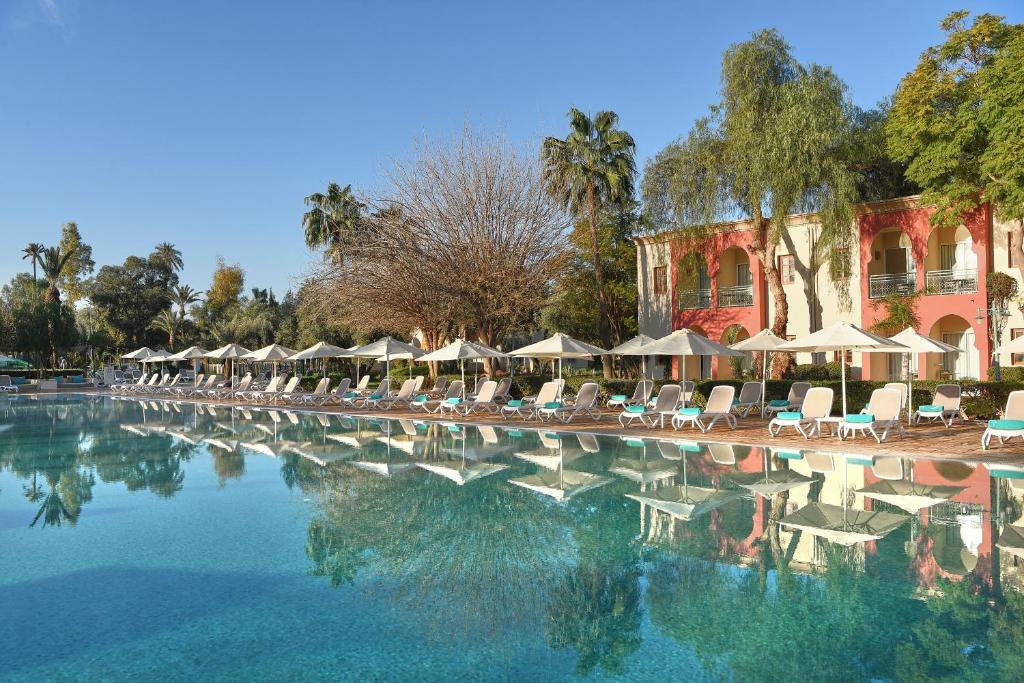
[636,196,1021,381]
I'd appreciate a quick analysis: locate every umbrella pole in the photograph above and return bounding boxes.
[841,346,848,416]
[761,351,768,419]
[907,353,913,423]
[461,359,466,398]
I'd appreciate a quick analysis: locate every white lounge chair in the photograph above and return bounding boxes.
[608,380,653,410]
[288,377,330,405]
[454,380,499,415]
[424,376,449,398]
[839,388,904,443]
[768,387,834,439]
[731,381,763,418]
[765,382,811,416]
[982,390,1024,450]
[501,381,558,420]
[538,382,600,423]
[412,380,464,413]
[313,378,352,406]
[0,375,18,393]
[674,385,737,432]
[492,377,513,404]
[352,378,391,407]
[374,379,418,410]
[620,384,682,428]
[913,384,962,428]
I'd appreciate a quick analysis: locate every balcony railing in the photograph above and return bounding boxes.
[678,288,712,310]
[868,272,916,299]
[925,268,978,295]
[717,285,754,308]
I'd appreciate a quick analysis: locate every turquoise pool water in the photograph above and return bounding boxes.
[2,394,1024,681]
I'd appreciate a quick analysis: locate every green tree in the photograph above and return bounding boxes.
[887,11,1024,276]
[151,242,184,273]
[171,284,202,321]
[21,242,44,284]
[643,29,859,375]
[39,245,77,305]
[206,257,245,313]
[542,108,636,364]
[91,252,177,347]
[148,309,179,350]
[56,222,95,306]
[4,274,78,367]
[849,105,921,202]
[302,182,366,264]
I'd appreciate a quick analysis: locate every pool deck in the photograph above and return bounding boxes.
[62,387,1024,467]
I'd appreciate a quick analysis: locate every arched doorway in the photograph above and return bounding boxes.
[718,324,750,379]
[928,315,978,380]
[867,228,916,299]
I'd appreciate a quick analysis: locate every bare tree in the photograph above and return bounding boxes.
[306,129,569,376]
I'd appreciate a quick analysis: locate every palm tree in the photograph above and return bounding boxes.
[152,242,184,272]
[542,108,636,357]
[171,284,202,320]
[22,242,44,284]
[302,182,365,264]
[148,309,179,350]
[39,245,77,304]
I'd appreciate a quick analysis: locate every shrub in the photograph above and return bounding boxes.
[791,362,844,380]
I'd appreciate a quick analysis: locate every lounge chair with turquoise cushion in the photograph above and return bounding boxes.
[691,385,737,433]
[839,389,903,443]
[540,382,601,423]
[451,380,499,416]
[670,405,702,431]
[316,377,352,406]
[608,380,653,410]
[411,380,464,413]
[765,382,811,417]
[619,384,681,428]
[503,381,559,421]
[768,387,833,439]
[730,381,763,418]
[912,384,961,428]
[982,390,1024,449]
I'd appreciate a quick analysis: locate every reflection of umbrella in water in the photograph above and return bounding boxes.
[510,431,610,501]
[996,525,1024,560]
[927,514,982,576]
[609,437,678,485]
[726,449,813,497]
[626,447,742,520]
[284,441,355,467]
[240,440,291,458]
[856,479,964,513]
[348,419,416,477]
[203,437,241,452]
[779,502,908,546]
[417,429,509,485]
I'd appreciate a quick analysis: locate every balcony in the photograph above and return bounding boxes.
[678,289,712,310]
[925,269,978,296]
[868,272,916,299]
[717,285,753,308]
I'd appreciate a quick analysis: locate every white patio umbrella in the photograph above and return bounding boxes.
[418,339,507,396]
[243,343,298,379]
[122,347,154,360]
[730,329,787,418]
[287,341,352,378]
[867,328,959,420]
[778,322,908,416]
[349,337,424,380]
[142,349,171,374]
[608,334,657,378]
[509,333,608,393]
[205,344,252,388]
[166,345,209,379]
[623,329,742,406]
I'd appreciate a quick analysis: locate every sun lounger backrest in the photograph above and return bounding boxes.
[412,376,424,392]
[634,380,654,403]
[494,377,512,398]
[334,378,352,394]
[652,384,682,412]
[709,443,735,464]
[281,377,301,393]
[235,375,253,392]
[312,377,330,394]
[737,381,761,403]
[535,382,559,405]
[396,379,416,399]
[478,425,499,443]
[1005,390,1024,420]
[376,378,391,396]
[193,373,204,387]
[868,389,901,420]
[446,380,464,399]
[575,382,599,408]
[933,384,960,410]
[679,380,695,401]
[475,380,498,402]
[356,375,370,391]
[205,375,220,388]
[805,451,834,473]
[789,382,811,404]
[431,376,448,393]
[261,376,281,393]
[800,387,834,419]
[704,385,735,413]
[577,433,600,453]
[883,382,908,409]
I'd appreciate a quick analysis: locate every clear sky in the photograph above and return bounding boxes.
[2,0,1020,298]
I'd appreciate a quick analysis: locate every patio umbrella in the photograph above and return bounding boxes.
[509,333,608,391]
[625,447,742,521]
[122,347,154,360]
[608,334,657,378]
[778,322,908,416]
[349,337,424,381]
[778,502,909,546]
[142,349,171,375]
[418,339,507,397]
[730,329,787,417]
[243,343,298,379]
[623,329,742,407]
[205,344,252,388]
[609,437,679,486]
[866,327,959,420]
[725,449,813,497]
[287,341,353,378]
[510,431,611,501]
[167,345,210,379]
[855,479,965,513]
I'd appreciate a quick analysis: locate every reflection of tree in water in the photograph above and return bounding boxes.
[211,449,245,487]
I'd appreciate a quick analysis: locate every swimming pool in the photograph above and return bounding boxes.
[2,394,1023,681]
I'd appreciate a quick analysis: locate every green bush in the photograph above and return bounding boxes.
[989,366,1024,382]
[791,362,844,380]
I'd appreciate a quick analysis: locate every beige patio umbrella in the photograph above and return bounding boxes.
[122,347,154,360]
[730,329,787,418]
[855,480,965,513]
[725,449,814,497]
[625,446,741,520]
[167,345,209,379]
[349,337,424,381]
[778,502,909,546]
[510,333,608,391]
[609,437,679,485]
[778,322,908,416]
[243,343,298,379]
[418,339,507,397]
[205,344,252,388]
[287,341,353,378]
[867,327,960,420]
[622,328,742,406]
[607,334,657,378]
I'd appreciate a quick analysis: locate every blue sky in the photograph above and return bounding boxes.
[1,0,1020,298]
